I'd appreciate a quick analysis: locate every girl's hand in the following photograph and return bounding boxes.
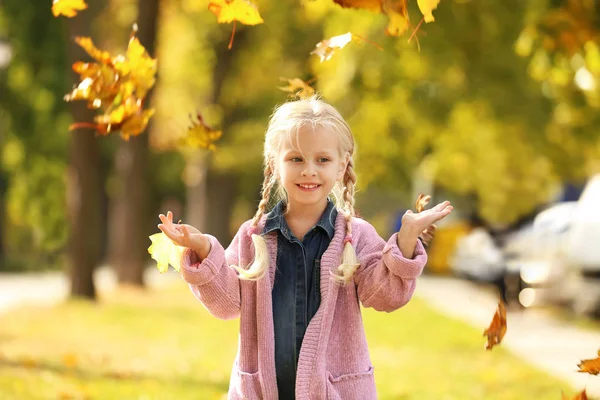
[158,211,211,259]
[401,200,453,238]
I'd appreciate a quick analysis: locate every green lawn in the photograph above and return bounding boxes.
[0,279,579,399]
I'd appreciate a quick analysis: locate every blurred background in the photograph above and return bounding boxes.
[2,0,600,399]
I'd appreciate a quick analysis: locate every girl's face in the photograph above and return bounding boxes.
[275,126,348,212]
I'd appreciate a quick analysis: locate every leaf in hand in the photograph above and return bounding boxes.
[415,193,432,213]
[278,78,316,99]
[417,0,440,23]
[148,232,184,273]
[577,350,600,375]
[483,300,507,350]
[208,0,264,49]
[179,112,223,151]
[562,389,588,400]
[52,0,88,18]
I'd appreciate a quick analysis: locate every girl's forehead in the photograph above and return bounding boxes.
[279,125,340,153]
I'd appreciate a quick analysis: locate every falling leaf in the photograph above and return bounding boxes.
[278,78,316,99]
[563,389,588,400]
[148,232,185,273]
[65,25,157,140]
[578,349,600,375]
[382,0,410,36]
[415,193,431,213]
[483,300,507,350]
[208,0,264,49]
[417,0,440,23]
[179,112,223,151]
[311,32,355,62]
[333,0,410,37]
[52,0,88,18]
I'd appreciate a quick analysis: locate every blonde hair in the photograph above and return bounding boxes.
[231,95,360,284]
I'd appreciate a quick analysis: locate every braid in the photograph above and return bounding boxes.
[234,162,275,281]
[333,156,360,285]
[251,163,275,227]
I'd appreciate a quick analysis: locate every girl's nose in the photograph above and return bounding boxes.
[301,163,317,176]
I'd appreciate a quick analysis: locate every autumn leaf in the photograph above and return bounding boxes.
[563,389,588,400]
[148,232,185,273]
[65,25,157,140]
[278,78,316,99]
[417,0,440,23]
[483,300,507,350]
[52,0,87,18]
[179,112,223,151]
[333,0,410,37]
[208,0,264,49]
[415,193,432,213]
[577,349,600,375]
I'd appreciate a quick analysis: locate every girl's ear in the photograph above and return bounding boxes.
[337,153,350,181]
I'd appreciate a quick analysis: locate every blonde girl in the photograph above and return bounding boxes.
[158,96,453,399]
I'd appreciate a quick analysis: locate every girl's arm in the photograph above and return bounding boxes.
[179,222,250,320]
[352,219,427,312]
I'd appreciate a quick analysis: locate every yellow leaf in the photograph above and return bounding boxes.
[311,32,354,62]
[123,37,158,99]
[148,233,184,273]
[278,78,316,99]
[119,108,156,140]
[383,0,409,36]
[52,0,87,18]
[208,0,264,25]
[179,112,223,151]
[417,0,440,23]
[74,37,112,64]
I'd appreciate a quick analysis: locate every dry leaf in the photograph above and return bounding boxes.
[578,349,600,375]
[311,32,355,62]
[562,389,588,400]
[52,0,88,18]
[179,112,223,151]
[65,25,157,140]
[415,193,431,213]
[417,0,440,23]
[483,300,507,350]
[278,78,316,99]
[208,0,264,49]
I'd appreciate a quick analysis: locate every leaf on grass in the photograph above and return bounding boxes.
[483,300,507,350]
[179,112,223,151]
[415,193,431,213]
[577,349,600,375]
[209,0,264,49]
[563,389,588,400]
[52,0,87,18]
[62,353,78,368]
[65,26,157,140]
[148,232,184,273]
[417,0,440,23]
[278,78,316,99]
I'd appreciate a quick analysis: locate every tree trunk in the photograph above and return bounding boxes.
[109,0,161,286]
[66,11,104,299]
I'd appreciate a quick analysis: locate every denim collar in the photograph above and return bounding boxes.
[263,199,337,240]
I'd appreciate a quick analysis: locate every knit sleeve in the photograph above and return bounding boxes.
[352,219,427,312]
[179,222,250,320]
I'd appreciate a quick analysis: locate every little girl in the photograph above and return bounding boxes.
[158,96,453,400]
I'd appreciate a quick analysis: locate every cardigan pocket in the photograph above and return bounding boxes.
[326,366,376,400]
[229,368,262,400]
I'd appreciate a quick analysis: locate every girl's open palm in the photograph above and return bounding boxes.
[401,200,453,234]
[158,211,210,257]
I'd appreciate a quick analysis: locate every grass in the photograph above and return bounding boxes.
[0,280,579,400]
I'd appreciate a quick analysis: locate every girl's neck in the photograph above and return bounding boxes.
[284,199,328,228]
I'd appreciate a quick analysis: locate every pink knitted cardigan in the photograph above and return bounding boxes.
[180,212,427,400]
